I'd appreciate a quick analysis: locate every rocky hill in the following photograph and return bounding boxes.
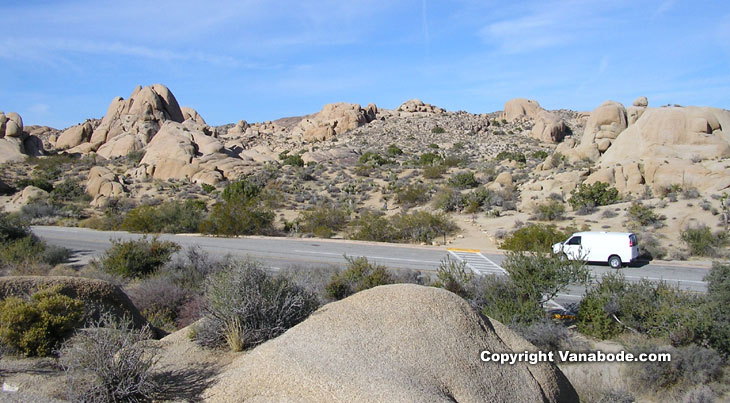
[1,84,729,258]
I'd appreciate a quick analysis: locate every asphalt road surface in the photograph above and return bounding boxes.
[32,226,710,308]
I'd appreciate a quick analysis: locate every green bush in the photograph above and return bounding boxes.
[359,151,390,166]
[221,179,261,203]
[59,312,159,402]
[500,224,573,253]
[298,204,350,238]
[432,257,473,299]
[15,177,54,192]
[0,287,85,357]
[0,213,30,242]
[568,182,620,211]
[194,258,319,350]
[627,201,661,228]
[680,225,728,257]
[533,200,565,221]
[121,200,207,234]
[348,210,457,243]
[282,154,304,167]
[395,183,431,208]
[95,237,181,278]
[495,151,526,163]
[421,164,445,179]
[50,179,90,203]
[704,262,730,354]
[200,179,274,236]
[326,256,393,300]
[532,150,549,160]
[577,272,709,343]
[431,126,446,134]
[448,171,478,189]
[200,183,215,193]
[418,152,441,166]
[433,186,490,213]
[386,144,403,156]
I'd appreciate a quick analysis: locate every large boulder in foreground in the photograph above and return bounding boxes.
[205,284,578,402]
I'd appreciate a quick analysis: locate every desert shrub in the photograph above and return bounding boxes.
[200,183,215,193]
[635,232,667,260]
[500,224,572,253]
[431,257,473,298]
[16,200,62,222]
[433,186,490,213]
[389,211,457,243]
[418,152,441,166]
[0,287,85,357]
[121,199,207,234]
[680,224,728,257]
[386,144,403,156]
[448,171,478,189]
[432,187,463,212]
[578,273,709,343]
[349,210,456,244]
[359,151,390,166]
[441,153,468,168]
[473,252,588,326]
[280,265,340,301]
[127,276,193,332]
[297,204,350,238]
[627,343,724,398]
[395,183,431,208]
[532,150,549,160]
[0,213,30,242]
[50,179,90,203]
[473,275,545,325]
[200,179,274,236]
[281,154,304,167]
[194,258,319,350]
[59,312,159,403]
[704,262,730,354]
[495,151,526,163]
[533,200,565,221]
[431,126,446,134]
[326,256,393,300]
[514,320,573,355]
[627,201,661,228]
[568,181,620,211]
[0,234,71,271]
[15,177,54,192]
[422,164,445,179]
[95,237,181,279]
[159,246,221,291]
[126,149,146,165]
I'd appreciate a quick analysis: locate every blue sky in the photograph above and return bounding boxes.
[1,0,729,129]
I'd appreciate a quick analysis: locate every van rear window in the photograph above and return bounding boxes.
[629,234,637,246]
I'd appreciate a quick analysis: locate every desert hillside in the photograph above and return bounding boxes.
[2,85,729,260]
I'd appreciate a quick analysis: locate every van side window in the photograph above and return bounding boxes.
[567,236,581,245]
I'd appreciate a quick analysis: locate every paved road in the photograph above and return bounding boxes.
[32,226,710,307]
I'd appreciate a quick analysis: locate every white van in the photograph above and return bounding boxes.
[552,231,640,268]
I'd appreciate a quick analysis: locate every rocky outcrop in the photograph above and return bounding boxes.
[87,84,185,154]
[558,100,628,162]
[181,106,206,125]
[0,111,42,162]
[592,106,730,193]
[86,166,126,206]
[292,103,377,142]
[205,284,578,402]
[502,99,569,143]
[397,99,445,114]
[502,98,542,121]
[627,96,648,125]
[56,121,94,150]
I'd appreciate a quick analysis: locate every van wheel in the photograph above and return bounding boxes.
[608,255,622,269]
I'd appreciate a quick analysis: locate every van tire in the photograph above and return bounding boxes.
[608,255,622,269]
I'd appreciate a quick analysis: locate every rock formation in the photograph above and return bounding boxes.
[56,121,95,150]
[205,284,578,402]
[501,98,569,143]
[0,111,43,162]
[181,106,206,125]
[86,166,126,207]
[80,84,185,156]
[397,99,445,114]
[558,100,628,162]
[292,103,377,142]
[588,106,730,193]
